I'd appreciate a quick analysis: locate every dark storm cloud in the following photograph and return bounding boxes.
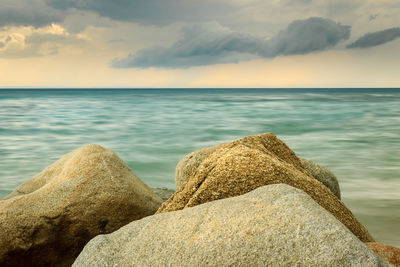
[112,22,263,68]
[113,17,351,68]
[347,28,400,48]
[47,0,236,25]
[261,17,350,57]
[0,0,65,27]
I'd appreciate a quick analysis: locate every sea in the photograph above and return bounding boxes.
[0,88,399,246]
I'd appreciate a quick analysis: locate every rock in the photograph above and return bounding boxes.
[0,144,162,267]
[73,184,390,267]
[159,133,374,242]
[175,144,341,199]
[151,187,175,202]
[299,157,341,199]
[175,143,225,188]
[367,242,400,266]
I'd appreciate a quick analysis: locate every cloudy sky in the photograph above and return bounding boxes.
[0,0,399,88]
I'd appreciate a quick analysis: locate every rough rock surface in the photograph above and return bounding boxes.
[299,157,341,199]
[73,184,390,267]
[175,143,225,188]
[0,144,162,267]
[175,143,341,199]
[151,187,175,201]
[159,133,374,242]
[367,242,400,266]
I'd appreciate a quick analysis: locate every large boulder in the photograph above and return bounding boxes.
[367,242,400,266]
[299,157,341,199]
[175,143,341,199]
[175,143,225,188]
[159,133,374,242]
[0,144,162,267]
[73,184,390,267]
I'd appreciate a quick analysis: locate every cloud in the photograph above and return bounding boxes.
[112,22,262,68]
[0,24,84,58]
[347,27,400,48]
[113,17,350,68]
[24,24,75,45]
[369,14,378,22]
[48,0,238,25]
[0,0,65,27]
[262,17,350,57]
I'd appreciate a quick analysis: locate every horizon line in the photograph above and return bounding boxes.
[1,87,400,90]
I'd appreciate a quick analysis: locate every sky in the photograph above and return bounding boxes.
[0,0,399,88]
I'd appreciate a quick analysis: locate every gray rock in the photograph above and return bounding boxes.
[0,144,162,267]
[73,184,390,267]
[175,143,225,188]
[164,133,372,242]
[300,157,341,199]
[151,187,175,201]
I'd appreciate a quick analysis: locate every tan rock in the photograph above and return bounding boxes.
[74,185,389,267]
[0,144,162,267]
[367,242,400,266]
[158,133,374,243]
[175,143,341,199]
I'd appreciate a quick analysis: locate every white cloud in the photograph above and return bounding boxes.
[0,24,84,58]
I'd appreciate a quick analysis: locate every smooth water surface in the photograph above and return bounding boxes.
[0,88,399,245]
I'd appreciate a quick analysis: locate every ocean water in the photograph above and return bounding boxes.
[0,88,399,246]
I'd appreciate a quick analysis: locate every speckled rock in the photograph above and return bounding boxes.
[367,242,400,266]
[299,157,341,199]
[151,187,175,202]
[158,133,374,243]
[175,144,341,199]
[175,144,225,188]
[73,184,390,267]
[0,144,162,267]
[175,143,225,188]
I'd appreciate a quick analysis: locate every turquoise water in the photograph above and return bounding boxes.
[0,88,399,246]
